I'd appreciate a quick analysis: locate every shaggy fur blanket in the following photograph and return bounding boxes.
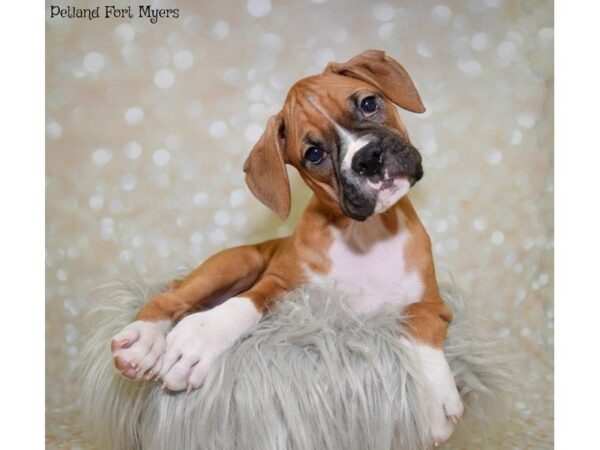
[75,276,512,450]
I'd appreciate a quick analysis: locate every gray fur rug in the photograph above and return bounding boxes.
[74,276,513,450]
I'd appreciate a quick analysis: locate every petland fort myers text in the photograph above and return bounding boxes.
[49,5,180,24]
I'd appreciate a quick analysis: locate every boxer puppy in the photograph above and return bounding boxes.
[111,50,463,445]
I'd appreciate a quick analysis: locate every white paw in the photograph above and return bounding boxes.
[416,345,464,447]
[111,320,168,381]
[425,389,463,446]
[158,297,261,392]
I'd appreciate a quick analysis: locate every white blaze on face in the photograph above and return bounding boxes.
[339,130,372,172]
[305,96,371,173]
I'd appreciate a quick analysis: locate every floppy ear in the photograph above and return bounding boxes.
[243,114,291,220]
[326,49,425,113]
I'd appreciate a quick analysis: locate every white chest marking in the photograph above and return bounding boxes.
[308,212,424,314]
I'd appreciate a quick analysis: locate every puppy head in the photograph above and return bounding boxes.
[244,50,425,221]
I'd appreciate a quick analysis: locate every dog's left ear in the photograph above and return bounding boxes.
[243,114,291,221]
[326,50,425,113]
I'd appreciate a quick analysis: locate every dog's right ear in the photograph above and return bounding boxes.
[326,50,425,114]
[243,114,291,221]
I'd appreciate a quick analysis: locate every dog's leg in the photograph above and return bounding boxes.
[403,299,464,447]
[395,199,464,446]
[167,279,182,291]
[157,272,288,391]
[111,243,270,381]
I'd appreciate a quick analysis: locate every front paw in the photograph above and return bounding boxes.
[158,297,261,392]
[425,384,464,447]
[111,320,167,380]
[158,318,222,392]
[416,345,464,447]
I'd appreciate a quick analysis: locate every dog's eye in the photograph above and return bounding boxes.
[360,96,379,117]
[304,146,324,164]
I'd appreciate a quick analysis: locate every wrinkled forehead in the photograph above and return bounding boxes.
[282,73,375,143]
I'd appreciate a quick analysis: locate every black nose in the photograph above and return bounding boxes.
[351,144,384,176]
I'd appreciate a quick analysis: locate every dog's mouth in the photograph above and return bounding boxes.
[339,172,415,220]
[339,175,411,221]
[366,173,399,191]
[365,170,416,192]
[335,135,423,220]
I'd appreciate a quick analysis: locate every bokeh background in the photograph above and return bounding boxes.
[46,0,553,447]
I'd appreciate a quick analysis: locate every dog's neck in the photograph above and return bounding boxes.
[298,194,408,245]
